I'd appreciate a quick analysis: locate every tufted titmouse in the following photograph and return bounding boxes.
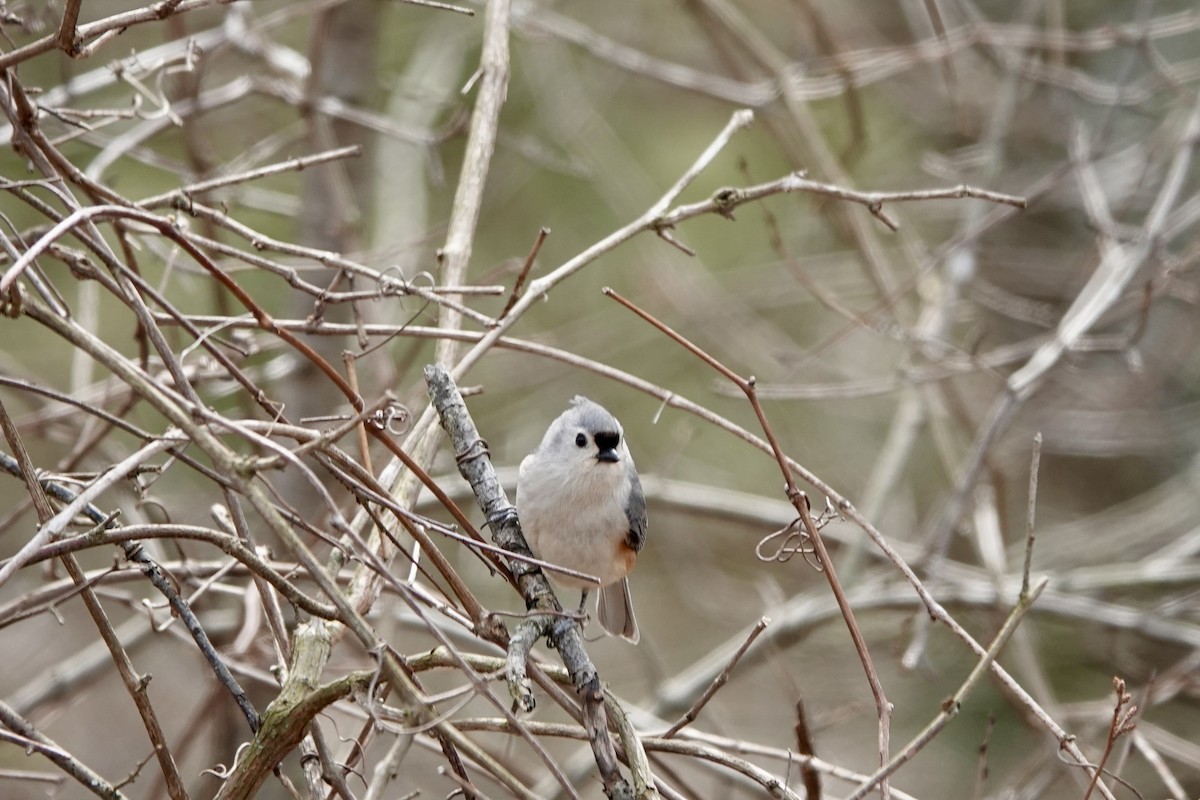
[516,396,647,643]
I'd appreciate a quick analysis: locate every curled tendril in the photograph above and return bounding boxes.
[454,436,490,466]
[756,518,819,569]
[370,399,411,435]
[378,266,435,311]
[201,740,252,779]
[756,497,839,571]
[136,496,172,524]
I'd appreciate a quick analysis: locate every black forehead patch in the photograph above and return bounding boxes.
[569,396,620,435]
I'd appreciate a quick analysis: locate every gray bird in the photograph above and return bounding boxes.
[516,396,647,643]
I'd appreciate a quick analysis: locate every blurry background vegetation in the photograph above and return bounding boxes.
[1,1,1199,799]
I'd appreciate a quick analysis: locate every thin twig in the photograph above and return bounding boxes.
[0,399,188,799]
[1082,677,1138,800]
[1022,432,1043,599]
[603,286,893,799]
[662,618,768,738]
[658,172,1026,233]
[500,226,549,319]
[0,699,129,800]
[795,698,822,800]
[55,0,83,55]
[0,434,182,588]
[136,145,362,208]
[845,578,1048,800]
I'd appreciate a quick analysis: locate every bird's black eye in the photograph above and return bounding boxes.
[575,432,587,448]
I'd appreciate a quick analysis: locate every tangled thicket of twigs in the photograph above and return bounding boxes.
[1,2,1199,800]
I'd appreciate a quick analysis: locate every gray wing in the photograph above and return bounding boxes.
[624,469,647,552]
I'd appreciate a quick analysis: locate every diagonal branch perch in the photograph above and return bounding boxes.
[424,364,651,800]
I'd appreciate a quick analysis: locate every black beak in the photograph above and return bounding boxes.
[594,431,621,463]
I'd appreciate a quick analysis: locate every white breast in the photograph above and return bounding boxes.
[516,455,631,589]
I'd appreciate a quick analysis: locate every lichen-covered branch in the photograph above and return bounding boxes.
[424,363,640,800]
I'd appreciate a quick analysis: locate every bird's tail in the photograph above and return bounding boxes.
[597,577,639,644]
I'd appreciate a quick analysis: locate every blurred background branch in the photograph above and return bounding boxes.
[1,1,1199,799]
